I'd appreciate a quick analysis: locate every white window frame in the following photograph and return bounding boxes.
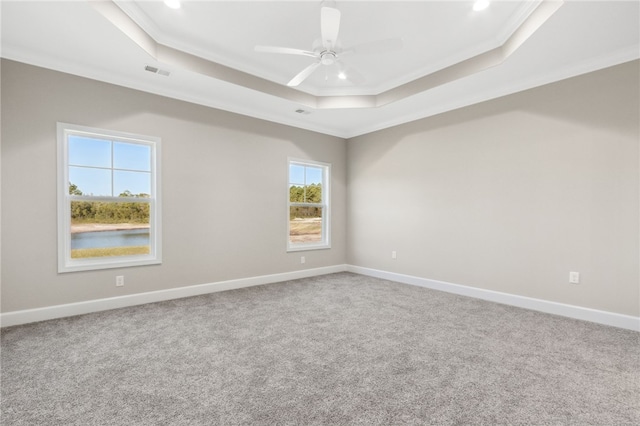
[57,123,162,273]
[287,158,331,252]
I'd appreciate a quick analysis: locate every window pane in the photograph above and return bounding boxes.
[68,135,111,168]
[59,123,160,272]
[70,200,150,259]
[114,170,151,197]
[290,184,304,202]
[69,166,112,196]
[304,183,322,203]
[114,142,151,171]
[305,166,323,185]
[289,164,305,185]
[289,206,322,244]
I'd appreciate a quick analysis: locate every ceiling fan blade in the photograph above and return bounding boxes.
[287,61,321,87]
[254,45,318,58]
[342,38,404,56]
[320,7,341,50]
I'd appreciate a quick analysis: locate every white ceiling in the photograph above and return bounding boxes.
[2,1,639,138]
[115,0,540,96]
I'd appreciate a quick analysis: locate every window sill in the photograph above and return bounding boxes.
[59,256,161,273]
[287,243,331,253]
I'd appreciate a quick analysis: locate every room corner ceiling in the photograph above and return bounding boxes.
[2,1,639,138]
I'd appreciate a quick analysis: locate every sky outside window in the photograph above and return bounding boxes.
[305,166,322,185]
[289,164,305,185]
[69,135,111,168]
[69,167,112,196]
[289,164,322,186]
[113,142,151,171]
[68,135,152,196]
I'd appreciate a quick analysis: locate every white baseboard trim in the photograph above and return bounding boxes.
[4,264,637,332]
[347,265,640,332]
[0,264,348,328]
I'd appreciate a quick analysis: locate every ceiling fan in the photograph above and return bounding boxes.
[254,2,403,87]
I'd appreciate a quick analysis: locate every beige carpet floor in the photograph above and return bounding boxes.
[1,272,638,425]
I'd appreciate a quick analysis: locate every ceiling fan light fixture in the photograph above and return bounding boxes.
[164,0,181,10]
[320,51,337,65]
[473,0,490,11]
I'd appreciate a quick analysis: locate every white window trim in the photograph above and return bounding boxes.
[57,123,162,273]
[287,157,331,252]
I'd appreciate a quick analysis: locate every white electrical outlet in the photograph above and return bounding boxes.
[569,271,580,284]
[391,251,397,259]
[116,276,124,287]
[301,256,306,264]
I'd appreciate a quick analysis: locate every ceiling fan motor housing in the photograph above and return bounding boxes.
[320,51,337,65]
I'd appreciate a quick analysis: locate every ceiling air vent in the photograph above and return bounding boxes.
[145,65,170,77]
[295,109,311,115]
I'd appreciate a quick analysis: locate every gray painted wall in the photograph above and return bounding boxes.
[1,59,638,318]
[1,60,347,312]
[347,61,639,317]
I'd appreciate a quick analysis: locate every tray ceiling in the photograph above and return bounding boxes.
[2,1,639,138]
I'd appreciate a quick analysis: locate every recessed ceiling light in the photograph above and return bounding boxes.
[473,0,490,11]
[338,72,347,80]
[164,0,181,10]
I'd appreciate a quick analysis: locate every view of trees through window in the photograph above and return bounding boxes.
[66,135,153,260]
[69,184,150,259]
[289,184,323,244]
[289,162,326,246]
[58,123,160,272]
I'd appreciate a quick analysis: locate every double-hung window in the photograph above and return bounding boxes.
[57,123,161,272]
[288,158,330,251]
